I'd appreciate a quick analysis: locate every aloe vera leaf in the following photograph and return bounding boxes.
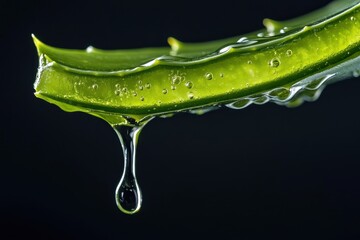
[33,0,360,125]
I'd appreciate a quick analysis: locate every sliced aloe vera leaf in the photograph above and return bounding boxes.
[34,0,360,125]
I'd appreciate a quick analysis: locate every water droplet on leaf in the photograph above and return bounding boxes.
[269,58,280,68]
[188,92,194,99]
[185,81,193,89]
[172,75,181,84]
[205,72,213,80]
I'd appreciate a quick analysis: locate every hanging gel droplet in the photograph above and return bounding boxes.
[112,122,149,214]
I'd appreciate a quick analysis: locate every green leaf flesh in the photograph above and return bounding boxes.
[33,0,360,125]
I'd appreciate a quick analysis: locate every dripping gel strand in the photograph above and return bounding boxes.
[113,123,145,214]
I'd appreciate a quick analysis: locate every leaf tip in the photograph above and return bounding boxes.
[31,34,45,55]
[263,18,284,33]
[167,37,183,54]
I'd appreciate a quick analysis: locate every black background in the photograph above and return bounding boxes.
[2,0,360,239]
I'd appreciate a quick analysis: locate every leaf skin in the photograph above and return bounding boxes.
[34,0,360,124]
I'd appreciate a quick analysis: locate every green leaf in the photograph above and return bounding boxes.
[33,0,360,125]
